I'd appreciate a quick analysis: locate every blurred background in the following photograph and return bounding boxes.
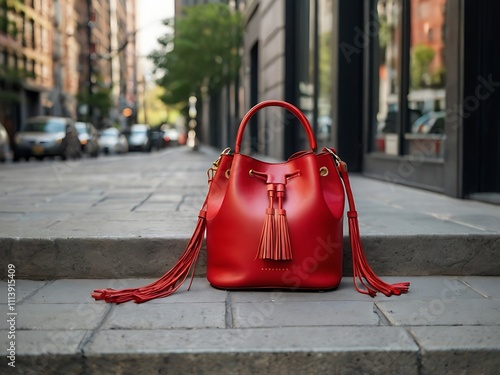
[0,0,499,202]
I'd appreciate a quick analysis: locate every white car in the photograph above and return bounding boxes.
[127,124,152,152]
[98,128,128,155]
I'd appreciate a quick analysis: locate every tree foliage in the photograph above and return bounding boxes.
[411,44,436,89]
[77,77,114,121]
[149,3,243,107]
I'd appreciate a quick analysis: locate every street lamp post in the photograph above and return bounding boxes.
[187,95,198,149]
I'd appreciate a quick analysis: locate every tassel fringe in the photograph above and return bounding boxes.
[329,151,410,298]
[348,211,410,297]
[256,183,293,261]
[92,212,206,304]
[275,209,292,260]
[256,208,276,260]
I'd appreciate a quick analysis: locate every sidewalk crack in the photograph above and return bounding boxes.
[457,277,492,299]
[78,303,114,354]
[373,302,391,326]
[176,195,186,211]
[17,280,54,305]
[406,327,424,375]
[225,292,233,328]
[131,192,153,212]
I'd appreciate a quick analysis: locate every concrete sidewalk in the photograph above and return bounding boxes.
[0,145,499,279]
[1,276,499,374]
[1,145,500,374]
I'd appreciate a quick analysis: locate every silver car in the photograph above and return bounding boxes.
[13,116,82,161]
[98,127,129,155]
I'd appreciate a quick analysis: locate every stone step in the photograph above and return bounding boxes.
[1,146,500,279]
[12,326,500,375]
[2,277,500,374]
[2,233,500,279]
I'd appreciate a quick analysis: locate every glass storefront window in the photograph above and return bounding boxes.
[317,0,333,148]
[373,0,402,155]
[372,0,447,159]
[405,0,447,159]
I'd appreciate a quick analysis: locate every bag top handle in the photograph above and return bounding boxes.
[235,100,317,153]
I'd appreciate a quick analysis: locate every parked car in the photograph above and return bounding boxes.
[0,122,9,162]
[75,121,100,157]
[162,127,180,146]
[411,111,445,134]
[161,124,187,146]
[126,124,152,152]
[13,116,82,161]
[98,127,128,155]
[150,129,165,150]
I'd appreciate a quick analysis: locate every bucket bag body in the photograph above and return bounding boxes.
[93,100,409,303]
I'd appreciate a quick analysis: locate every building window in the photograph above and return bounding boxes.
[21,14,26,46]
[30,59,35,76]
[30,19,35,48]
[406,0,446,159]
[372,0,447,159]
[317,0,333,148]
[373,0,402,155]
[295,0,333,150]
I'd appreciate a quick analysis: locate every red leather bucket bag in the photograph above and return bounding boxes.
[93,100,409,303]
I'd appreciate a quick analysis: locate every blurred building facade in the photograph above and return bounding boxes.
[0,0,138,143]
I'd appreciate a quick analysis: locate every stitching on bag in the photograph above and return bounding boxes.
[261,267,289,271]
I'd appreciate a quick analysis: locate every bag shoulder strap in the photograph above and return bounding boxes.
[326,148,410,297]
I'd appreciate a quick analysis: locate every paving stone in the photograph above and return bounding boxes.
[2,329,87,355]
[0,303,109,330]
[24,279,154,304]
[46,219,189,237]
[85,327,418,375]
[147,278,228,304]
[411,326,500,375]
[359,210,494,235]
[0,280,48,303]
[376,299,500,326]
[232,300,379,328]
[75,211,192,221]
[146,193,184,202]
[102,302,226,329]
[459,276,500,299]
[229,276,482,303]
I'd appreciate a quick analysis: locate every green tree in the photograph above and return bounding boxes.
[411,44,436,89]
[149,3,243,108]
[77,77,114,123]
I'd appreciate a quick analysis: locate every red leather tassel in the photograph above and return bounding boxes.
[256,207,276,260]
[274,184,292,260]
[92,211,206,304]
[275,208,292,260]
[348,211,410,297]
[334,155,410,297]
[256,185,276,260]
